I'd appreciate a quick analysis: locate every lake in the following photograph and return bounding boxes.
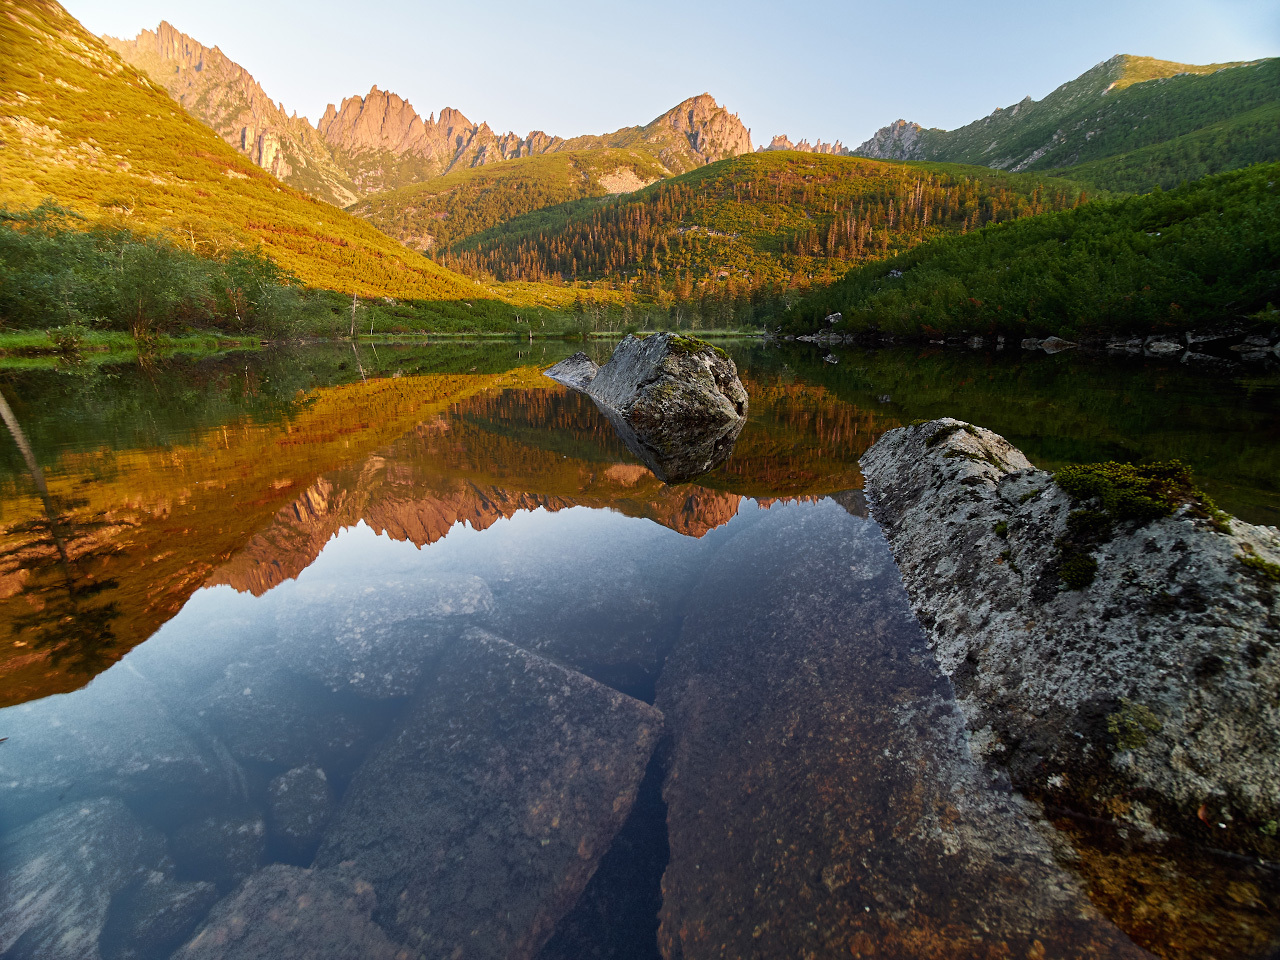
[1,340,1278,960]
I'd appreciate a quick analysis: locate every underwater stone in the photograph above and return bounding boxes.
[101,870,219,960]
[314,627,663,960]
[173,865,405,960]
[265,765,334,862]
[655,500,1146,959]
[0,798,166,960]
[171,813,266,893]
[861,417,1280,858]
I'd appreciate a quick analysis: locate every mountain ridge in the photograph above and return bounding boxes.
[106,23,755,201]
[852,54,1278,188]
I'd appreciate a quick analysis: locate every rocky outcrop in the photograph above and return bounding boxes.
[314,628,663,960]
[639,93,753,170]
[860,418,1280,857]
[105,23,359,207]
[655,500,1147,958]
[173,865,405,960]
[853,118,932,160]
[760,133,852,155]
[546,334,749,483]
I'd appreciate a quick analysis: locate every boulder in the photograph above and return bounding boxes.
[655,501,1145,958]
[1145,339,1183,355]
[314,627,663,960]
[173,865,406,960]
[265,765,334,862]
[860,418,1280,858]
[0,798,166,960]
[101,871,219,960]
[1041,335,1078,353]
[545,334,748,483]
[543,352,599,391]
[1021,338,1043,349]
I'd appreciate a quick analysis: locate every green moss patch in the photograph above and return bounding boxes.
[1239,553,1280,583]
[667,335,729,360]
[1107,699,1163,751]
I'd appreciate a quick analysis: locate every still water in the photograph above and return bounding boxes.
[0,341,1278,960]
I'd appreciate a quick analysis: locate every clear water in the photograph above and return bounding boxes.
[0,342,1277,960]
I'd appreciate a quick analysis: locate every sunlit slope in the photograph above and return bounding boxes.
[352,149,670,253]
[0,0,487,300]
[857,55,1279,192]
[445,151,1087,293]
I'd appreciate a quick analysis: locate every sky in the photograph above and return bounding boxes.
[66,0,1279,147]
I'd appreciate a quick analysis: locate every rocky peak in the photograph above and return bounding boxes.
[853,119,929,161]
[650,93,753,163]
[760,134,851,156]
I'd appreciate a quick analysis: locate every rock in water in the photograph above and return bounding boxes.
[545,334,748,483]
[314,627,663,960]
[0,799,166,960]
[543,352,599,391]
[655,500,1147,958]
[101,871,219,960]
[266,765,334,862]
[860,418,1280,858]
[173,865,405,960]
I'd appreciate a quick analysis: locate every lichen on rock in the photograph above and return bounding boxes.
[860,417,1280,858]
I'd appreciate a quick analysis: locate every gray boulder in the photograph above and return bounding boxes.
[265,765,334,862]
[314,627,663,960]
[860,418,1280,857]
[173,865,404,960]
[654,501,1145,959]
[0,799,166,960]
[101,871,218,960]
[546,334,748,483]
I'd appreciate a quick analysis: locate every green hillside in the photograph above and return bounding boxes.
[352,149,669,252]
[781,163,1280,338]
[442,151,1086,305]
[0,0,492,303]
[857,56,1279,193]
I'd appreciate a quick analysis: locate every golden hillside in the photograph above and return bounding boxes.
[0,0,489,301]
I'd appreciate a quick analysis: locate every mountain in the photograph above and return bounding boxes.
[854,55,1280,191]
[761,135,852,156]
[1,0,491,302]
[442,151,1086,305]
[103,22,359,207]
[107,22,754,201]
[350,149,669,253]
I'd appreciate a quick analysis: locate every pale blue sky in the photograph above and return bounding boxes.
[66,0,1278,148]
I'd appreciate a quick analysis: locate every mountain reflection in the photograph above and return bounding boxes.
[0,367,883,707]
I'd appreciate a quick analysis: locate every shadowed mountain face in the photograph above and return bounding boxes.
[0,362,871,707]
[107,21,753,200]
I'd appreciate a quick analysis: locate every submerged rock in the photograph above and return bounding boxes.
[101,871,219,960]
[314,627,663,960]
[545,334,748,483]
[860,418,1280,857]
[655,501,1146,959]
[171,813,266,893]
[0,799,166,960]
[265,765,334,862]
[173,865,405,960]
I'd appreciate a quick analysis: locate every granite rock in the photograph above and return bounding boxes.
[265,765,334,862]
[101,870,219,960]
[860,418,1280,857]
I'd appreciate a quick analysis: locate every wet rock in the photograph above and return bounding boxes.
[0,798,166,960]
[861,418,1280,858]
[101,871,219,960]
[544,352,600,391]
[265,765,334,862]
[192,662,378,773]
[173,865,406,960]
[171,813,266,893]
[655,501,1146,958]
[0,664,232,833]
[1145,339,1183,355]
[275,573,494,699]
[314,627,662,960]
[546,334,748,484]
[1021,337,1043,349]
